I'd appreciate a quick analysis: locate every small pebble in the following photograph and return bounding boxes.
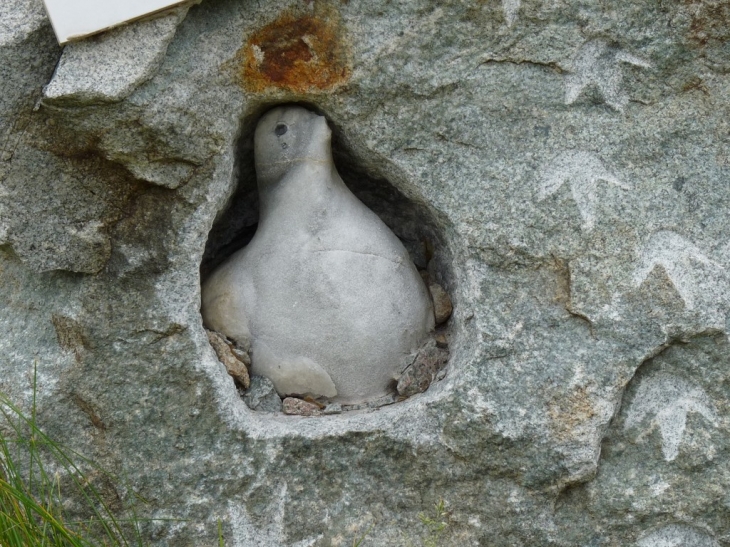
[429,282,453,325]
[323,403,342,415]
[243,375,282,412]
[206,329,250,389]
[397,340,449,397]
[231,346,251,366]
[283,397,322,416]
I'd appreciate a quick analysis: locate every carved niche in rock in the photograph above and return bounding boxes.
[202,106,434,404]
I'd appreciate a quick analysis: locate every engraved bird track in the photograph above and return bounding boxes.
[565,40,650,111]
[625,372,718,462]
[537,150,628,230]
[502,0,521,27]
[230,483,321,547]
[633,231,726,310]
[637,524,720,547]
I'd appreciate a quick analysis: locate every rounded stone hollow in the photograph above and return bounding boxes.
[201,106,434,404]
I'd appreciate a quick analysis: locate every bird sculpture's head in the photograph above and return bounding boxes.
[254,105,333,186]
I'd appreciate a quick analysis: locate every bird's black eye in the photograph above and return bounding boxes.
[275,124,288,136]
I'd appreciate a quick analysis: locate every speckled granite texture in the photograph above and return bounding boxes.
[1,0,729,544]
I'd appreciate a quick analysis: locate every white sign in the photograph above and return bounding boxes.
[42,0,195,44]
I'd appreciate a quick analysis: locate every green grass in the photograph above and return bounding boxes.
[418,499,450,547]
[351,524,373,547]
[0,368,146,546]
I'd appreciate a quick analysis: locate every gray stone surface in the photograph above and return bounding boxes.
[0,0,47,48]
[243,375,282,413]
[43,8,189,106]
[1,0,729,545]
[429,280,453,325]
[637,524,720,547]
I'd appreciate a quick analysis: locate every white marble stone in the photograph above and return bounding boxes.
[202,106,434,404]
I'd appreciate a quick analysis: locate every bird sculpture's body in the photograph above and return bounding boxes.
[202,106,434,404]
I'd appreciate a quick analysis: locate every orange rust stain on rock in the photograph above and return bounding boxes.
[241,11,350,93]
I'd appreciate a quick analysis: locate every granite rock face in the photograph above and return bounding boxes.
[0,0,729,545]
[43,7,189,106]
